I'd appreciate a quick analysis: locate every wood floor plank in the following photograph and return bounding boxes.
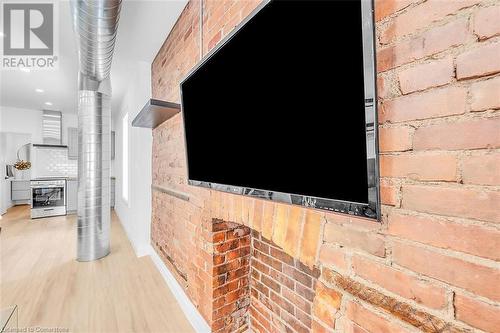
[0,205,195,333]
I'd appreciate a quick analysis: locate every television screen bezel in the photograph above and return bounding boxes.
[180,0,380,221]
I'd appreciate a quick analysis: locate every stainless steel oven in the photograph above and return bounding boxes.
[31,179,66,218]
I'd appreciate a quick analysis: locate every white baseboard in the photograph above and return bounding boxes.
[147,245,211,333]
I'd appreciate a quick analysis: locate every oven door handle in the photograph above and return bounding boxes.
[31,185,64,189]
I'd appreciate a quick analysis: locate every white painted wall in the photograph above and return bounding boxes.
[0,106,77,144]
[112,61,152,257]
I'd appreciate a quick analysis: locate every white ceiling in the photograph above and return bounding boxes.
[0,0,187,113]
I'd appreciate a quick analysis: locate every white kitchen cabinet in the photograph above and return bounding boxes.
[67,127,78,160]
[66,179,78,213]
[11,180,31,204]
[67,178,114,213]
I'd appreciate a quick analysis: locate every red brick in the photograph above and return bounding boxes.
[215,239,240,254]
[324,223,385,257]
[380,0,480,44]
[282,287,311,314]
[283,264,313,288]
[280,310,309,333]
[250,316,268,333]
[271,204,289,248]
[315,282,342,310]
[473,5,500,40]
[299,210,322,268]
[401,184,500,223]
[227,267,250,282]
[346,301,411,333]
[251,303,272,332]
[239,235,250,247]
[226,248,243,261]
[295,260,320,279]
[377,75,389,100]
[214,254,225,265]
[252,279,270,298]
[398,57,454,94]
[252,200,264,233]
[268,268,294,290]
[241,197,252,225]
[454,293,500,333]
[392,242,500,301]
[413,117,500,151]
[261,202,275,240]
[352,255,447,309]
[462,153,500,186]
[226,227,250,240]
[319,245,348,272]
[388,213,500,261]
[343,320,370,333]
[254,251,282,272]
[380,153,457,181]
[377,19,470,72]
[379,126,414,152]
[380,86,467,123]
[213,231,225,243]
[380,182,398,206]
[207,30,222,51]
[261,275,281,294]
[313,297,336,328]
[254,239,269,254]
[312,320,334,333]
[374,0,413,21]
[296,283,315,303]
[283,206,303,258]
[270,247,294,266]
[469,76,500,111]
[270,291,295,315]
[213,259,240,276]
[457,41,500,80]
[252,298,271,321]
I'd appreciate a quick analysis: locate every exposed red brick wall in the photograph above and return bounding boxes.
[212,220,251,333]
[151,1,500,332]
[251,231,322,333]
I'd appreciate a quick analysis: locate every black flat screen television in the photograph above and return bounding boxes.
[181,0,379,220]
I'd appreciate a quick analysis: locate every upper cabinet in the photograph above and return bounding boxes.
[67,127,78,160]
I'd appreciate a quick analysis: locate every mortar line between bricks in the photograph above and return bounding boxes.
[377,10,498,55]
[251,254,314,295]
[322,270,480,333]
[383,208,500,231]
[250,286,300,333]
[376,3,478,45]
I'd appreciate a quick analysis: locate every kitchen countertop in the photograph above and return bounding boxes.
[29,177,114,181]
[31,177,76,181]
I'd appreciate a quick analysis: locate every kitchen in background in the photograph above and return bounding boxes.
[0,109,115,218]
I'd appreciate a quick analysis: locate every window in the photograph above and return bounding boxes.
[122,113,129,202]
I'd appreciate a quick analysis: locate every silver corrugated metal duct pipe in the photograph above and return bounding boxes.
[71,0,121,261]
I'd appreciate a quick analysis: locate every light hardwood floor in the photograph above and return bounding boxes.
[0,205,195,333]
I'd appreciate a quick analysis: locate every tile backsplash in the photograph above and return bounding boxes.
[32,147,77,178]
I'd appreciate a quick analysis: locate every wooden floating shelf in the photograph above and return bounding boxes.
[131,99,181,129]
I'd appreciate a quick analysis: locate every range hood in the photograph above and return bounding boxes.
[34,110,67,148]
